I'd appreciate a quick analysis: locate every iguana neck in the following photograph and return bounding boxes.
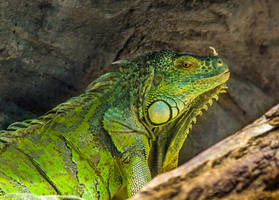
[150,83,227,175]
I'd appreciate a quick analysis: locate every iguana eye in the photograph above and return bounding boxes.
[180,61,192,68]
[174,55,199,69]
[147,100,171,125]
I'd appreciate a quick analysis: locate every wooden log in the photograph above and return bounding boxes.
[132,103,279,200]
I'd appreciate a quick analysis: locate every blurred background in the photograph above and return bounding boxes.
[0,0,278,164]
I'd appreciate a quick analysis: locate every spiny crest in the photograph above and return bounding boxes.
[0,119,43,152]
[86,72,120,93]
[6,119,44,131]
[0,77,112,152]
[1,71,122,143]
[185,84,228,134]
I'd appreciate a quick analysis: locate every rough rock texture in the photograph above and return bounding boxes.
[0,0,278,162]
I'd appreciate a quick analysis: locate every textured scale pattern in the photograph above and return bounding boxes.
[129,159,151,196]
[0,49,229,200]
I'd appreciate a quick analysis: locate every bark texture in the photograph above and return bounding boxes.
[132,103,279,200]
[1,0,279,162]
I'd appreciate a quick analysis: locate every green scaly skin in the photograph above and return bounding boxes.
[0,49,230,200]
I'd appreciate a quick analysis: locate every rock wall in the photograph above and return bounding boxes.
[0,0,278,163]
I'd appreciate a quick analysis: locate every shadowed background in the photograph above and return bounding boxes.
[0,0,278,163]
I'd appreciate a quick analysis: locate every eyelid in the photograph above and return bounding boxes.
[178,61,192,68]
[175,56,199,68]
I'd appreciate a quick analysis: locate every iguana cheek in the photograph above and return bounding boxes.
[147,100,171,125]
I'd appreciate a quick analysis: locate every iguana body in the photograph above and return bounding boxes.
[0,49,229,200]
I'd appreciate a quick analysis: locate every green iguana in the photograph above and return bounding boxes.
[0,48,230,200]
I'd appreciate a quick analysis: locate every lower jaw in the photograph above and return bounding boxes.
[186,83,228,130]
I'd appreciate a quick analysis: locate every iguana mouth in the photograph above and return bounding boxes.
[196,70,230,86]
[175,70,230,127]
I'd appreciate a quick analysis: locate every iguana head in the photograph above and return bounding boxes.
[142,48,230,127]
[111,48,229,173]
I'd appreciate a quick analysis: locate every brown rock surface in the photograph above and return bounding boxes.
[0,0,278,162]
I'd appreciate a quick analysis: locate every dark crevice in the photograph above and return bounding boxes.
[259,44,268,55]
[187,187,204,200]
[113,33,135,62]
[264,174,279,191]
[211,150,232,167]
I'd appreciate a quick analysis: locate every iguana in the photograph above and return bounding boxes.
[0,48,229,200]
